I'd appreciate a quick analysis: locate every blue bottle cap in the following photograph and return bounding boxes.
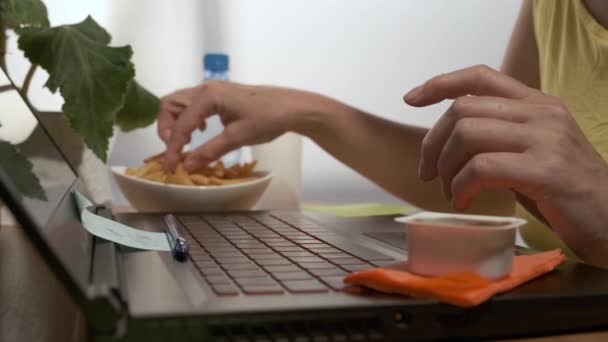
[204,53,229,72]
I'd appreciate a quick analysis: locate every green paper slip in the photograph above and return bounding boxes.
[74,191,171,251]
[303,203,418,218]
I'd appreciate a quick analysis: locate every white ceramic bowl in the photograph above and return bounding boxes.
[396,212,526,280]
[110,166,272,212]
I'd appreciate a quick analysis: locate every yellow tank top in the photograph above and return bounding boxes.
[518,0,608,256]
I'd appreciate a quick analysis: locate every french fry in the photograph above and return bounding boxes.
[135,160,161,178]
[126,155,259,187]
[143,151,165,163]
[241,160,257,177]
[213,161,225,178]
[142,171,167,183]
[174,163,189,178]
[190,174,210,186]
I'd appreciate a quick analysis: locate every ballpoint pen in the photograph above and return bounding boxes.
[163,214,189,262]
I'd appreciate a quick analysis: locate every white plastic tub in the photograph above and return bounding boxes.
[396,212,526,280]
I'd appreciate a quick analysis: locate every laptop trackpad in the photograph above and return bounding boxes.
[364,232,407,250]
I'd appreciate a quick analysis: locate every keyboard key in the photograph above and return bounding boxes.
[288,237,316,243]
[309,268,348,277]
[212,284,240,296]
[316,236,394,261]
[300,243,331,249]
[272,272,314,281]
[233,242,265,248]
[189,248,208,256]
[240,248,274,254]
[205,246,238,253]
[288,256,325,263]
[341,264,373,272]
[282,280,328,293]
[266,241,296,248]
[227,269,267,278]
[235,277,278,286]
[216,257,251,264]
[193,260,219,269]
[280,251,313,257]
[273,247,306,253]
[259,237,288,243]
[291,239,320,244]
[256,259,292,266]
[210,251,243,258]
[271,228,299,233]
[200,267,226,275]
[319,277,352,291]
[318,252,353,260]
[263,265,302,273]
[297,262,335,269]
[240,284,285,295]
[223,263,259,271]
[331,258,364,266]
[230,238,259,244]
[255,233,281,238]
[205,275,232,284]
[250,253,282,260]
[190,254,213,263]
[307,247,342,254]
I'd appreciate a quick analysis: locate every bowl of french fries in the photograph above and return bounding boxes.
[110,153,272,212]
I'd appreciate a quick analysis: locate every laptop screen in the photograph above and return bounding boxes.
[0,68,91,294]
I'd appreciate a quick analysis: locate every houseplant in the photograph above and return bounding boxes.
[0,0,159,201]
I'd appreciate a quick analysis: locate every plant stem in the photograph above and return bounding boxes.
[0,15,6,71]
[21,64,38,97]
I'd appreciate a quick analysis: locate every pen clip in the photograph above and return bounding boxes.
[164,214,189,262]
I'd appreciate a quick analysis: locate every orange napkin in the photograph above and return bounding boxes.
[344,249,566,307]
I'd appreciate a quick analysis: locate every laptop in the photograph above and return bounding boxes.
[3,68,608,342]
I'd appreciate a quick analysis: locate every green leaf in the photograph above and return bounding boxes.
[1,0,50,28]
[115,81,160,132]
[17,16,135,161]
[0,140,46,201]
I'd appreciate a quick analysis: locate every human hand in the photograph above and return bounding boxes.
[404,65,608,265]
[157,81,303,172]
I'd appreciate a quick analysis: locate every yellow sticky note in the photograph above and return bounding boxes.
[303,203,418,218]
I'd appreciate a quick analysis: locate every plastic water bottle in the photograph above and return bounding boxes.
[189,53,242,165]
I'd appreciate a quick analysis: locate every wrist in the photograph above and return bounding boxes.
[286,90,349,140]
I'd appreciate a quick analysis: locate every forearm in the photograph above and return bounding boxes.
[290,91,514,215]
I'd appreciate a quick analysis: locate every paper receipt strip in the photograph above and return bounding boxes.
[73,191,171,251]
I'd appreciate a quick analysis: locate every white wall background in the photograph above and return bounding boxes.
[202,0,521,204]
[7,0,521,206]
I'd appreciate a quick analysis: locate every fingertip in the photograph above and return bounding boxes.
[452,197,466,212]
[418,162,435,182]
[184,153,210,173]
[161,129,172,143]
[403,84,425,105]
[444,182,453,201]
[163,152,179,173]
[162,159,172,173]
[452,188,474,212]
[183,157,198,173]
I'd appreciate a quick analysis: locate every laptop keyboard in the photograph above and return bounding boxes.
[178,213,397,296]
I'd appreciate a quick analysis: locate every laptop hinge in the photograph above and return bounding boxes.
[86,207,128,338]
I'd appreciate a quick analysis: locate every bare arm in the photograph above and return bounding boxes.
[159,82,514,215]
[292,93,513,215]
